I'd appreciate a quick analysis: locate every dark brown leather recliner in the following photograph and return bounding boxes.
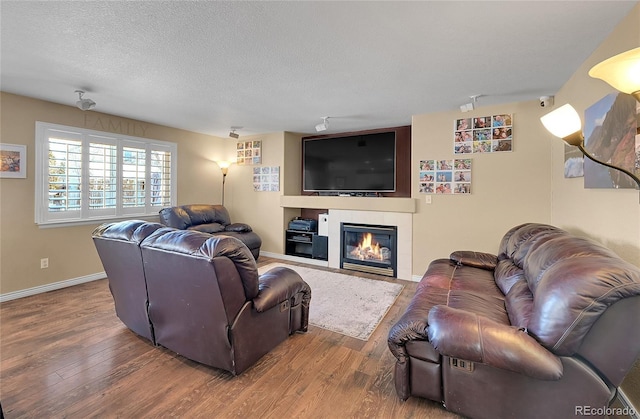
[158,204,262,259]
[388,223,640,419]
[93,220,311,375]
[91,220,166,342]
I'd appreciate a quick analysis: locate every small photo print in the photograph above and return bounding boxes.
[420,160,435,171]
[473,141,491,153]
[493,140,512,152]
[420,183,435,193]
[455,183,471,193]
[435,183,452,194]
[454,170,470,182]
[492,114,512,127]
[455,118,471,131]
[473,117,491,129]
[454,143,472,154]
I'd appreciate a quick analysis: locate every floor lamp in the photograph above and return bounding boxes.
[540,47,640,198]
[216,161,232,206]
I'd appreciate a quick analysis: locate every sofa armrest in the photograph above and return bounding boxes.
[225,223,253,233]
[427,305,562,380]
[253,267,311,312]
[449,251,498,270]
[387,305,431,362]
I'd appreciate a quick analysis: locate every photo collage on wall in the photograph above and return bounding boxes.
[454,114,513,154]
[236,140,262,165]
[419,159,472,194]
[253,166,280,192]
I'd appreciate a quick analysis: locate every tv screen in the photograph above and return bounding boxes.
[303,132,396,192]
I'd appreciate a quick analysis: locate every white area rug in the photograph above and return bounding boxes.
[259,263,404,341]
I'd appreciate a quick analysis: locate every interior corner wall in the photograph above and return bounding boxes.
[548,4,640,409]
[223,131,304,255]
[549,3,640,267]
[411,100,552,276]
[0,92,227,295]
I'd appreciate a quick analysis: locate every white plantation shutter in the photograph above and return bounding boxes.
[35,122,177,226]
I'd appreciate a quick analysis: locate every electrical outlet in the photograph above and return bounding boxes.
[425,195,432,204]
[40,258,49,269]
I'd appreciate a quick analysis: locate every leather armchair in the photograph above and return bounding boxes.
[92,220,167,342]
[93,221,310,375]
[388,223,640,419]
[158,204,262,259]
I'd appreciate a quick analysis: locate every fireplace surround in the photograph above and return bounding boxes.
[340,223,397,277]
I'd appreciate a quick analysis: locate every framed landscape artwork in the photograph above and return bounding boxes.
[582,92,639,189]
[0,143,27,178]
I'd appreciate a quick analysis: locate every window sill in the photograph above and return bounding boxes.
[36,215,161,229]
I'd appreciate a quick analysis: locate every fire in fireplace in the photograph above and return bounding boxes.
[340,223,397,277]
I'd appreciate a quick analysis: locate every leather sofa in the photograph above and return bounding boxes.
[388,223,640,419]
[159,204,262,259]
[92,220,311,375]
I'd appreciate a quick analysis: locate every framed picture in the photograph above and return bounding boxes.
[454,114,513,154]
[237,140,262,165]
[0,143,27,178]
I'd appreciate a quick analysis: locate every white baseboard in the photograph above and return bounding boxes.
[0,272,106,303]
[618,388,639,419]
[260,251,329,267]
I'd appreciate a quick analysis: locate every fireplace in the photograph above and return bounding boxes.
[340,223,397,277]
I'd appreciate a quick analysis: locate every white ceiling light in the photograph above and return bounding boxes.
[75,90,96,111]
[315,117,329,132]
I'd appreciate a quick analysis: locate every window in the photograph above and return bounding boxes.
[35,122,177,226]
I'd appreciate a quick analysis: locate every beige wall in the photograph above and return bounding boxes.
[548,3,640,407]
[411,100,553,275]
[550,4,640,266]
[222,130,304,255]
[0,93,227,295]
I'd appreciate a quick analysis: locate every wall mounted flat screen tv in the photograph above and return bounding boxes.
[303,132,396,192]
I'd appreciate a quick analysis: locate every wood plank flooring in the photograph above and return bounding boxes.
[0,257,460,418]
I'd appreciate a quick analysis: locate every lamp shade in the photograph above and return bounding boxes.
[588,47,640,99]
[540,104,583,145]
[217,161,232,169]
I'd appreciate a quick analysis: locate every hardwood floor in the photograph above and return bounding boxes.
[0,257,460,418]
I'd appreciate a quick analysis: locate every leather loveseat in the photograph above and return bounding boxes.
[159,204,262,259]
[92,220,311,375]
[388,223,640,419]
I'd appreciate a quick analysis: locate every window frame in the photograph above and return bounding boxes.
[35,121,177,227]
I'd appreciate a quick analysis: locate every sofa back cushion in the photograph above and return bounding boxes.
[184,204,231,226]
[159,204,232,230]
[523,233,640,355]
[141,228,259,300]
[498,223,562,266]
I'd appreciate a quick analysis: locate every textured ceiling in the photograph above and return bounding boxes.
[1,1,637,138]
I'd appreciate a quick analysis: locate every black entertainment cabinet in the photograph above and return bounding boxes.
[285,230,328,260]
